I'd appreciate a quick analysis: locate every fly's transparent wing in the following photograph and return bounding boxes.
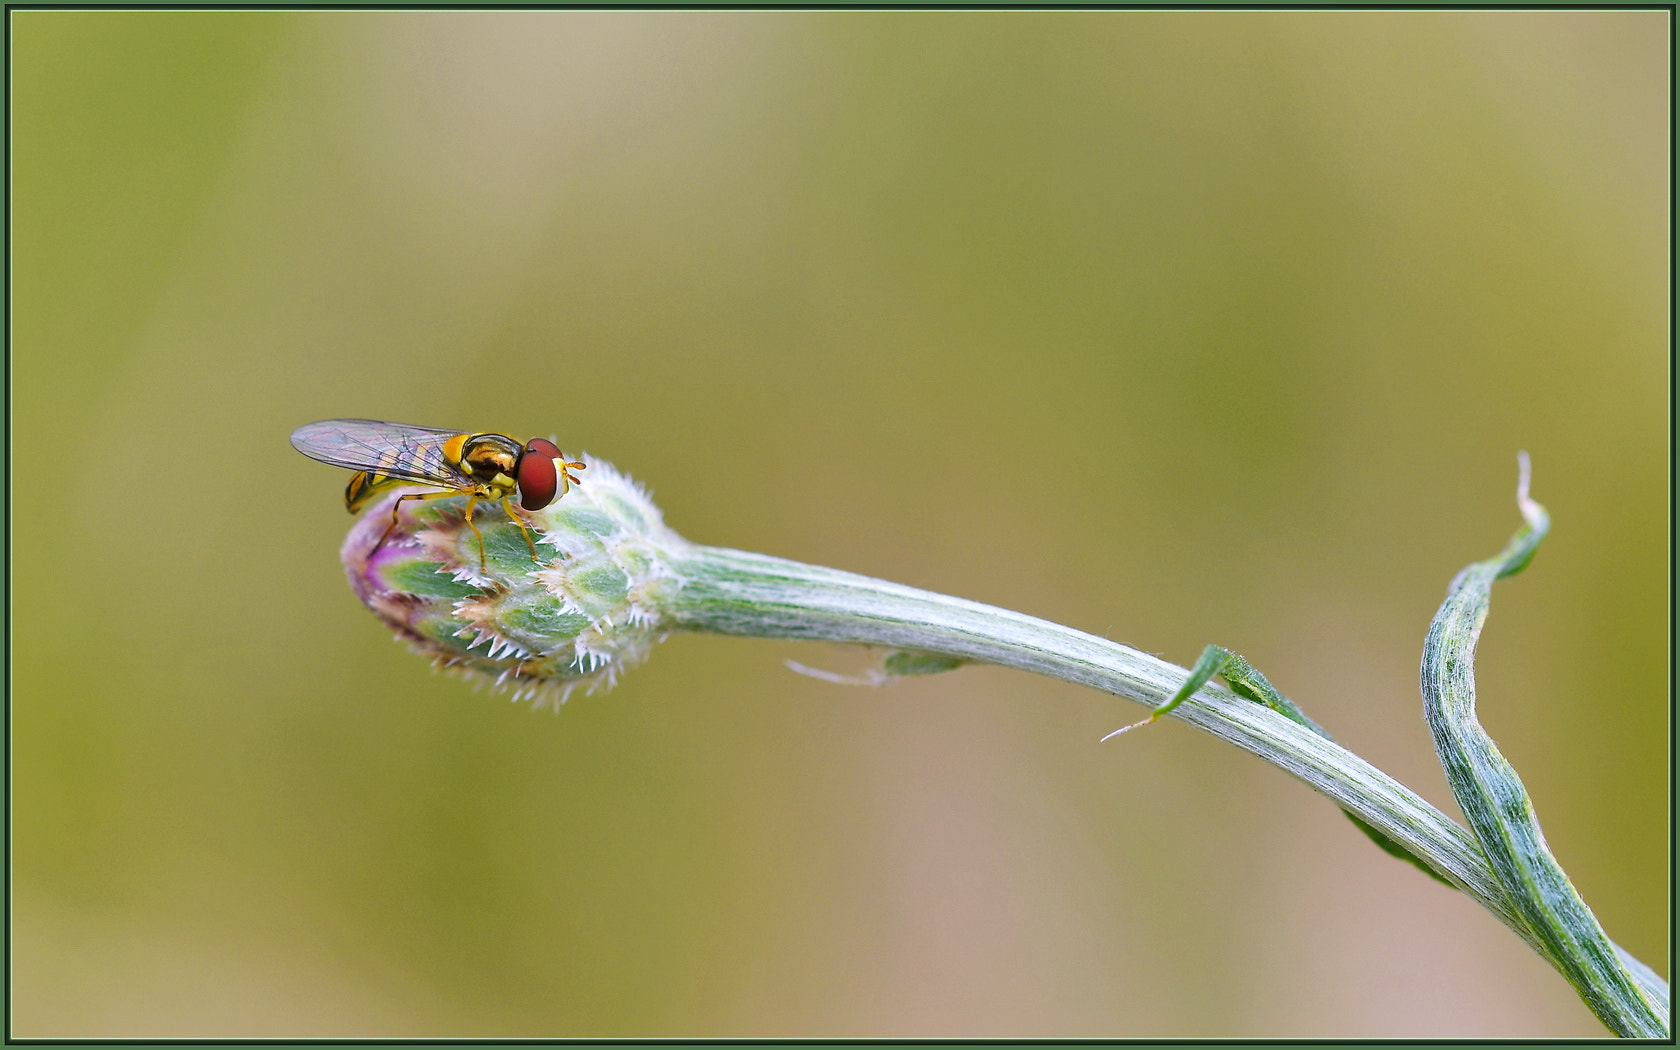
[290,419,462,485]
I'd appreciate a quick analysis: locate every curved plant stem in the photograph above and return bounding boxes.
[660,541,1666,1034]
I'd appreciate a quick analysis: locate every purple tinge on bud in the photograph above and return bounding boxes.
[335,459,679,707]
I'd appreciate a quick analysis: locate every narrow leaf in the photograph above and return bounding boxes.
[1419,455,1666,1037]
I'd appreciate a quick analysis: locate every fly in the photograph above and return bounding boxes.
[290,418,585,569]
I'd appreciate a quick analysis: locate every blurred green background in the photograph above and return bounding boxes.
[11,11,1667,1038]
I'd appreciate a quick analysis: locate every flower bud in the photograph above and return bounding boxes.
[341,457,685,706]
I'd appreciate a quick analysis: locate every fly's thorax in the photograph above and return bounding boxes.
[455,433,525,500]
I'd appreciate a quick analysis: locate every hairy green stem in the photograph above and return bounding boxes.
[657,544,1667,1030]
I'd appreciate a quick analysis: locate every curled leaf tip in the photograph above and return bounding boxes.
[1515,450,1543,527]
[1099,716,1154,742]
[784,659,888,686]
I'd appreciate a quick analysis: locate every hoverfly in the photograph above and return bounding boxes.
[290,419,585,570]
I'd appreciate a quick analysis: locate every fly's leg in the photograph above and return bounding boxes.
[501,497,543,564]
[451,494,511,572]
[368,491,538,571]
[371,490,476,563]
[460,495,485,571]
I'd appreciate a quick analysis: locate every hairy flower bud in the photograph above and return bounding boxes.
[342,457,685,706]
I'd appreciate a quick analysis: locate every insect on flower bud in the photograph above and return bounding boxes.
[341,457,687,707]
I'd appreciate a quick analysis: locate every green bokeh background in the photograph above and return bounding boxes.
[11,11,1667,1038]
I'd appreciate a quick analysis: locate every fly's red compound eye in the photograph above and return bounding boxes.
[518,440,560,510]
[526,438,563,461]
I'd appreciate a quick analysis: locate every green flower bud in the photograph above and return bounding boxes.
[343,457,685,707]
